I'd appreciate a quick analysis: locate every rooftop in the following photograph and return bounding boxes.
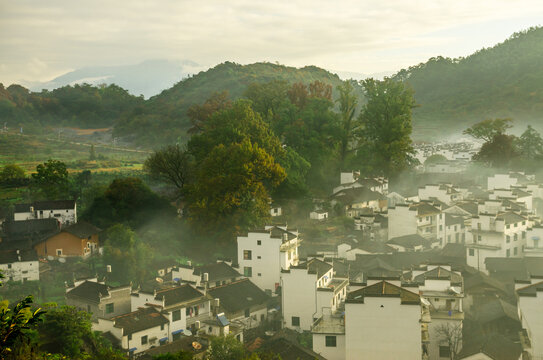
[207,278,269,313]
[346,280,420,305]
[111,307,169,336]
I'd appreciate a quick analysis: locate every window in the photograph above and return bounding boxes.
[506,235,510,243]
[325,336,337,347]
[141,335,148,345]
[506,249,511,257]
[462,233,465,243]
[257,240,261,246]
[161,324,164,330]
[128,334,132,341]
[291,316,300,327]
[244,267,252,277]
[172,332,181,341]
[506,224,510,229]
[216,281,221,287]
[243,250,252,260]
[439,225,443,231]
[258,273,262,277]
[514,223,518,228]
[514,247,518,255]
[257,256,261,259]
[7,264,11,269]
[439,345,451,358]
[172,309,181,322]
[535,239,540,248]
[186,308,190,316]
[469,248,475,256]
[522,231,526,239]
[105,303,114,314]
[477,235,482,242]
[455,233,459,243]
[523,221,526,225]
[245,308,250,318]
[56,249,62,256]
[447,235,451,243]
[477,223,481,230]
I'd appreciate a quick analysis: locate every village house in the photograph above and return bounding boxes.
[207,278,270,329]
[130,283,210,341]
[310,209,329,221]
[487,172,534,191]
[387,234,433,252]
[237,225,299,294]
[331,186,387,218]
[456,334,522,360]
[169,261,242,289]
[0,248,39,282]
[65,278,131,320]
[438,213,467,247]
[270,204,282,217]
[403,265,464,360]
[337,239,395,260]
[524,225,543,257]
[418,184,462,206]
[516,276,543,359]
[466,212,527,272]
[94,306,170,355]
[14,200,77,225]
[34,221,101,258]
[281,258,348,332]
[388,202,443,241]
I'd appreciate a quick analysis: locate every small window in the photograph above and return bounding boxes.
[243,250,252,260]
[439,345,450,358]
[506,249,511,257]
[172,309,181,322]
[245,308,250,318]
[514,247,518,256]
[469,248,475,256]
[56,249,62,256]
[292,316,300,326]
[325,336,337,347]
[257,256,261,259]
[257,240,262,246]
[141,335,148,345]
[7,264,11,269]
[506,224,510,229]
[128,334,132,341]
[105,303,114,314]
[506,235,510,243]
[244,267,252,277]
[514,234,518,241]
[161,324,164,331]
[514,223,518,228]
[258,273,262,276]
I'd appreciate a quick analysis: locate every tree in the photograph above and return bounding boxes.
[309,80,332,100]
[336,80,359,168]
[244,80,289,123]
[153,351,193,360]
[473,133,518,167]
[424,154,448,166]
[0,164,26,184]
[435,323,462,360]
[0,272,45,360]
[144,145,193,193]
[31,160,70,199]
[186,140,286,238]
[358,78,417,178]
[463,118,513,142]
[89,144,96,160]
[287,82,309,109]
[187,91,232,134]
[206,335,247,360]
[517,125,543,159]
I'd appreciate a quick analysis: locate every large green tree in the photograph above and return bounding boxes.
[336,80,359,168]
[31,160,70,199]
[144,144,194,193]
[517,125,543,159]
[463,118,513,142]
[474,133,518,167]
[358,78,417,177]
[186,139,285,238]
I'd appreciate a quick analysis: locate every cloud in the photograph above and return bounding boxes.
[1,0,542,85]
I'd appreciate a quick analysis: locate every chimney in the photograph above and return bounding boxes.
[106,265,112,273]
[203,273,209,283]
[187,260,192,267]
[282,233,288,242]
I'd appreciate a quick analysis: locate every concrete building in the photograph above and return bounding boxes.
[0,249,39,282]
[419,184,462,206]
[14,200,77,225]
[237,225,299,294]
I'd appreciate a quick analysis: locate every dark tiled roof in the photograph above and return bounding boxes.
[412,266,463,286]
[457,334,522,360]
[3,218,60,236]
[495,212,525,225]
[357,239,396,254]
[411,202,440,216]
[445,214,465,227]
[440,243,466,259]
[516,280,543,297]
[258,337,326,360]
[347,280,420,305]
[485,258,543,282]
[14,200,76,213]
[332,186,384,204]
[66,281,110,303]
[194,262,240,282]
[112,307,169,336]
[387,234,431,249]
[0,248,38,263]
[62,221,101,238]
[306,258,333,278]
[208,279,269,313]
[475,299,519,324]
[456,202,479,215]
[464,272,507,294]
[141,336,207,358]
[154,284,205,307]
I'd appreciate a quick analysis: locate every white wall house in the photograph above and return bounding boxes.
[438,214,467,248]
[130,284,210,341]
[406,265,464,360]
[281,258,348,332]
[388,202,442,241]
[343,280,424,360]
[310,210,329,221]
[524,226,543,257]
[66,279,131,320]
[516,277,543,359]
[14,200,77,225]
[270,205,282,217]
[94,306,170,355]
[0,249,39,282]
[419,184,462,206]
[237,225,299,294]
[466,212,527,272]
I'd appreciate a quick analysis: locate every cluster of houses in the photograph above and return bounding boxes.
[3,166,543,360]
[0,200,101,282]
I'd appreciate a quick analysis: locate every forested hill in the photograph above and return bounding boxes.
[0,83,143,130]
[113,62,355,145]
[394,26,543,137]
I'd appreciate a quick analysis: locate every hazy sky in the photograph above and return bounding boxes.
[1,0,542,85]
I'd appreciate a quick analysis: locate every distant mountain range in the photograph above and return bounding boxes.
[23,59,203,99]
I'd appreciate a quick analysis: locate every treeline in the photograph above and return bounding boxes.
[394,26,543,130]
[0,83,143,130]
[146,78,417,240]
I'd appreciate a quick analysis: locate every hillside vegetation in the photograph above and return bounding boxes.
[114,62,359,145]
[394,27,543,136]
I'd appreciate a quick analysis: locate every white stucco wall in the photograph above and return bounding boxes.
[345,297,422,360]
[388,205,417,239]
[313,333,346,360]
[519,292,543,358]
[281,268,317,331]
[0,260,39,282]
